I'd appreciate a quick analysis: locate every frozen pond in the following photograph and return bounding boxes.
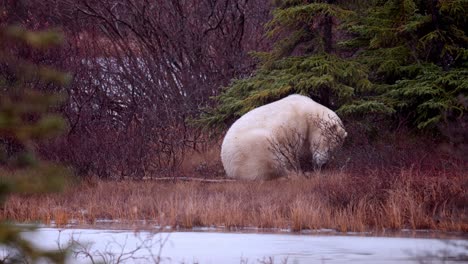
[14,228,468,263]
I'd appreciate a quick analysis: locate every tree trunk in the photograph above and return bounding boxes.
[321,0,334,107]
[323,14,333,53]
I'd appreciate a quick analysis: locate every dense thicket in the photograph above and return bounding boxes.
[1,1,466,178]
[202,0,467,133]
[1,0,272,178]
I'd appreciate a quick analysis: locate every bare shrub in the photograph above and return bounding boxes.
[268,115,347,175]
[1,0,273,178]
[329,118,467,176]
[72,232,169,264]
[268,127,309,175]
[180,141,225,179]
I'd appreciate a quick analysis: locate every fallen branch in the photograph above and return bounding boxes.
[123,177,237,183]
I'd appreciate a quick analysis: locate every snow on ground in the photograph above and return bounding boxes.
[15,228,468,264]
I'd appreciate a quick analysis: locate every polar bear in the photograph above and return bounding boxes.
[221,94,347,180]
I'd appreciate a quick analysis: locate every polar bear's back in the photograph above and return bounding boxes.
[225,94,332,135]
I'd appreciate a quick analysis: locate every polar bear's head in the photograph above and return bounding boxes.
[310,114,347,167]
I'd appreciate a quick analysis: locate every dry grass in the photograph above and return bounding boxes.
[2,169,466,233]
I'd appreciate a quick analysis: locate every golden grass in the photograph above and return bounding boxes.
[1,169,467,232]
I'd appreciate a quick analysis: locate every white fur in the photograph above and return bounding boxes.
[221,94,347,180]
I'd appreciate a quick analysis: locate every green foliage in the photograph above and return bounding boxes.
[385,65,467,128]
[199,53,370,127]
[0,26,71,263]
[343,0,468,128]
[345,0,467,71]
[200,0,467,131]
[198,1,376,128]
[337,100,395,116]
[5,26,64,49]
[265,2,352,62]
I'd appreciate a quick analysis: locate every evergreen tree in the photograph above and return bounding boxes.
[0,26,71,263]
[342,0,467,128]
[200,0,467,132]
[199,0,375,127]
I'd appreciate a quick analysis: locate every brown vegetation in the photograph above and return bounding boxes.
[0,0,273,178]
[1,1,466,236]
[2,167,466,233]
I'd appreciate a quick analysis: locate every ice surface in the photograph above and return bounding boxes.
[13,228,468,264]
